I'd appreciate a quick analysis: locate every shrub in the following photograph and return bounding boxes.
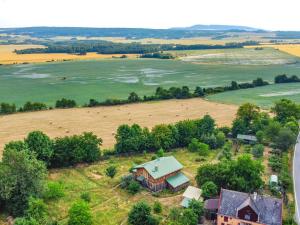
[120,174,134,189]
[201,181,218,199]
[128,201,159,225]
[105,165,117,178]
[44,182,65,200]
[127,181,141,195]
[80,192,91,203]
[216,131,226,148]
[156,148,164,157]
[252,144,264,158]
[55,98,77,108]
[0,102,16,114]
[68,201,92,225]
[153,201,162,214]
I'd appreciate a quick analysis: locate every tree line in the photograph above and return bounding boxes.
[14,40,258,55]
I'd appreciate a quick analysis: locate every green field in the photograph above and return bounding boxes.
[0,48,299,107]
[207,83,300,108]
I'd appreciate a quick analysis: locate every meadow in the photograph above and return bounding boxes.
[0,47,300,107]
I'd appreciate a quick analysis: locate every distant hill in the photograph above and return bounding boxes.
[171,24,261,31]
[0,26,262,40]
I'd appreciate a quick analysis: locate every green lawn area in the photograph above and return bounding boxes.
[207,83,300,108]
[46,149,220,225]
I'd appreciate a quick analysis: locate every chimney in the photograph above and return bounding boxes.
[253,192,257,201]
[155,166,158,172]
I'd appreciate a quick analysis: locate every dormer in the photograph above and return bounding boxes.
[236,195,259,222]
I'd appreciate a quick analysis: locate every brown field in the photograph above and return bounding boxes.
[246,44,300,57]
[0,45,137,64]
[0,98,238,156]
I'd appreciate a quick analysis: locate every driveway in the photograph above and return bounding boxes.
[293,134,300,224]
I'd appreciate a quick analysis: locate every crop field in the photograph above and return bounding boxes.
[0,98,237,155]
[246,44,300,58]
[171,47,300,65]
[0,45,136,65]
[207,83,300,108]
[0,47,300,107]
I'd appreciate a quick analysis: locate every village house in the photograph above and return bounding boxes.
[132,156,190,192]
[217,189,282,225]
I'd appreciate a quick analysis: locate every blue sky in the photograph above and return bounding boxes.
[0,0,300,30]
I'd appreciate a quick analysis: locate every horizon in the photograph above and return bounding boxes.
[1,0,300,31]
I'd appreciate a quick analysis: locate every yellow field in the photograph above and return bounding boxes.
[245,44,300,57]
[0,98,238,156]
[0,45,137,64]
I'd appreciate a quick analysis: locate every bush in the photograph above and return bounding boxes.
[25,131,53,166]
[80,192,91,203]
[105,165,117,178]
[55,98,77,108]
[252,144,264,158]
[127,181,141,195]
[188,138,209,156]
[68,201,92,225]
[216,131,226,148]
[128,202,159,225]
[0,102,16,114]
[156,148,164,157]
[153,201,162,214]
[44,182,65,200]
[201,181,218,199]
[120,174,134,189]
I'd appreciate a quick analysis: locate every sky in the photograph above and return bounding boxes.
[1,0,300,30]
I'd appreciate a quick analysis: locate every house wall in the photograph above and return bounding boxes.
[134,168,182,191]
[217,214,263,225]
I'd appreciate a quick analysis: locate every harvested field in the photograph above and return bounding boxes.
[0,45,136,64]
[246,44,300,57]
[0,98,237,155]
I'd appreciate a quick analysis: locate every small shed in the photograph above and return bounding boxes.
[269,174,278,186]
[237,134,257,143]
[204,198,219,220]
[180,186,202,208]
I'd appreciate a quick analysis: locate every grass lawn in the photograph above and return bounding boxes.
[46,149,220,225]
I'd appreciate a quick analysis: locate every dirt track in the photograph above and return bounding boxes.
[0,98,238,154]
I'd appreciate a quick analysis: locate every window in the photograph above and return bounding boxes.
[244,214,250,220]
[224,216,228,222]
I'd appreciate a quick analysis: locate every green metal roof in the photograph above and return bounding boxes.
[181,197,191,208]
[134,156,183,179]
[166,172,189,188]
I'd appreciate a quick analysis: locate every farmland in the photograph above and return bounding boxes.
[0,47,300,107]
[0,45,136,65]
[0,98,237,155]
[207,82,300,108]
[246,44,300,57]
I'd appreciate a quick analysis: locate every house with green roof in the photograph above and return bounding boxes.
[132,156,190,192]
